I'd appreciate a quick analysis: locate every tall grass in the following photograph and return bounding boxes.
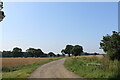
[64,56,120,79]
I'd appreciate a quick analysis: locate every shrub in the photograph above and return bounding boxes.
[100,31,120,60]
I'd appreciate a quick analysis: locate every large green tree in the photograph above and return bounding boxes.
[100,31,120,60]
[64,45,73,57]
[48,52,56,57]
[71,45,83,56]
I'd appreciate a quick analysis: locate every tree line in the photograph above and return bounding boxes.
[1,46,99,58]
[61,45,100,57]
[1,47,64,57]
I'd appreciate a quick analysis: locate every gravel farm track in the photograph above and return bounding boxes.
[29,58,81,78]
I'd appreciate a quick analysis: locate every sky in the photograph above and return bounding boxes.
[0,2,118,54]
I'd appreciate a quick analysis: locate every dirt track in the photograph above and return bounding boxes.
[29,58,81,78]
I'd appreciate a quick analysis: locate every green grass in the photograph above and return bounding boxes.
[2,58,63,78]
[64,57,120,79]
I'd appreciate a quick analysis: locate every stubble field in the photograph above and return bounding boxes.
[2,57,59,68]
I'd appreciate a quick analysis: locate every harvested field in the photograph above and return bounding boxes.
[2,57,59,68]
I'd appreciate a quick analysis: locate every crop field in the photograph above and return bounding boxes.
[2,57,62,78]
[2,57,59,68]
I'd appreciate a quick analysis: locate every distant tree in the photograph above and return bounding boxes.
[26,48,36,57]
[2,51,12,57]
[26,48,44,57]
[12,47,23,57]
[56,54,60,57]
[48,52,56,57]
[61,49,65,54]
[13,47,22,52]
[23,52,31,58]
[61,49,65,56]
[64,45,73,57]
[94,52,98,55]
[100,31,120,60]
[35,49,44,57]
[71,45,83,56]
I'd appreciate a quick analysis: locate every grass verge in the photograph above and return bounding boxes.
[2,57,63,78]
[64,57,120,79]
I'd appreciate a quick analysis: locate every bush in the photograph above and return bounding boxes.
[100,31,120,60]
